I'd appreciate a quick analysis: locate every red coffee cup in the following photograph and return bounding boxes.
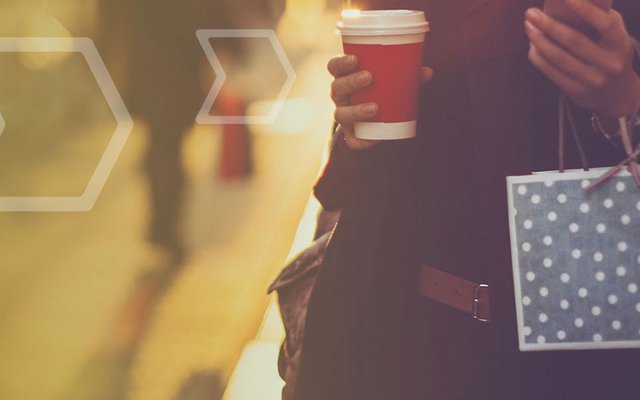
[337,10,429,140]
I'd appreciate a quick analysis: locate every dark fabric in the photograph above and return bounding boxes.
[297,1,640,399]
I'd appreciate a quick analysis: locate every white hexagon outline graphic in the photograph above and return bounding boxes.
[195,29,296,125]
[0,37,133,212]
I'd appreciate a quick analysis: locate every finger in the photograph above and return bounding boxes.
[334,102,378,125]
[421,67,434,84]
[525,20,606,88]
[343,127,380,150]
[528,44,586,97]
[330,70,373,106]
[327,54,359,78]
[526,8,609,70]
[562,0,623,45]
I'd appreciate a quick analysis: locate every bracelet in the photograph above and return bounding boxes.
[591,113,620,143]
[592,97,640,144]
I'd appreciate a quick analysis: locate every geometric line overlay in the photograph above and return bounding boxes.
[195,29,296,125]
[0,37,133,212]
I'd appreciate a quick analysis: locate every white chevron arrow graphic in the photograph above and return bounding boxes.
[195,29,296,125]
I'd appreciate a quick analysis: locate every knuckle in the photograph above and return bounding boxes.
[330,81,340,99]
[327,57,339,74]
[565,35,582,51]
[602,19,617,34]
[333,108,342,122]
[348,73,362,90]
[591,74,606,89]
[607,59,624,75]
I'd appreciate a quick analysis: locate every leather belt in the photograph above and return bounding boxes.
[419,265,491,323]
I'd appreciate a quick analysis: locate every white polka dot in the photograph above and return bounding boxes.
[596,223,606,233]
[531,194,541,204]
[544,179,555,187]
[603,198,614,208]
[608,294,619,305]
[518,185,527,195]
[636,201,640,212]
[637,255,640,265]
[543,236,553,246]
[526,272,535,282]
[523,326,532,336]
[617,266,627,277]
[560,299,570,310]
[575,318,584,328]
[636,303,640,313]
[569,223,579,233]
[572,249,582,259]
[537,335,546,344]
[581,180,590,189]
[557,193,567,203]
[580,203,590,213]
[539,287,549,297]
[621,214,631,225]
[578,288,588,298]
[523,219,533,229]
[522,242,532,252]
[547,212,558,222]
[557,330,567,340]
[612,320,622,330]
[618,242,628,252]
[595,271,605,282]
[616,182,626,192]
[522,296,532,306]
[539,313,548,323]
[543,258,553,268]
[593,252,604,262]
[561,273,571,283]
[593,333,603,342]
[592,306,602,316]
[628,283,638,294]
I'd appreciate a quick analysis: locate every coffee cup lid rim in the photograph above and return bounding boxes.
[337,9,429,36]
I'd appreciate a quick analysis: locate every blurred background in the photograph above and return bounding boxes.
[0,0,346,399]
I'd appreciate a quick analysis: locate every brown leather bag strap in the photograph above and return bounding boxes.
[419,265,491,323]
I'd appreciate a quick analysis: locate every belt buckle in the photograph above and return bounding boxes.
[472,284,490,323]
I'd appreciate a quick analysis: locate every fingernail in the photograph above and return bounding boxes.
[362,103,378,114]
[345,55,357,66]
[525,8,541,24]
[524,20,535,34]
[357,71,372,85]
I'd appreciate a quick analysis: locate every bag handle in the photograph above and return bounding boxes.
[564,35,640,190]
[558,92,589,172]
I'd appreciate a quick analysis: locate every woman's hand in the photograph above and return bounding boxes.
[525,0,640,118]
[328,54,434,151]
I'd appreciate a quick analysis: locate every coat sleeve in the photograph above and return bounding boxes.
[616,1,640,83]
[313,125,362,211]
[312,0,395,212]
[617,0,640,39]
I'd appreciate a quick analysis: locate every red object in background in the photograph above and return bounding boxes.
[343,42,424,123]
[216,86,253,180]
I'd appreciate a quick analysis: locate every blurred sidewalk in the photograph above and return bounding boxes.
[0,2,341,400]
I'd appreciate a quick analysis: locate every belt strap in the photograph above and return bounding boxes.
[419,265,491,322]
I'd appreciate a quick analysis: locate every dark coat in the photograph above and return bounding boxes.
[295,1,640,399]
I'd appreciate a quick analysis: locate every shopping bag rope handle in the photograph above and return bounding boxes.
[563,35,640,191]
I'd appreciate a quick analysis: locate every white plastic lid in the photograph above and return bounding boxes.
[337,9,429,36]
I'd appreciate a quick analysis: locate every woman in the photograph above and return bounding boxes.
[295,0,640,399]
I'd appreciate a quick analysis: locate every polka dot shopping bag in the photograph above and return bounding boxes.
[506,95,640,351]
